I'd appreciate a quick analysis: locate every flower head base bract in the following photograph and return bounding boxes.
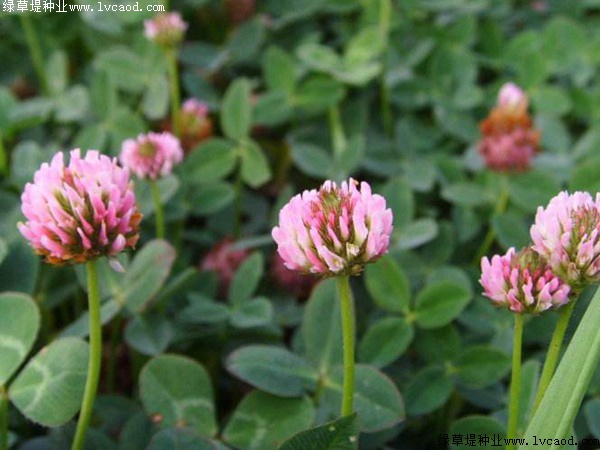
[272,179,393,276]
[120,132,183,181]
[18,149,141,265]
[478,82,540,172]
[480,247,571,314]
[144,12,188,47]
[530,191,600,288]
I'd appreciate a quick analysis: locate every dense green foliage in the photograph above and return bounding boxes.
[2,0,600,449]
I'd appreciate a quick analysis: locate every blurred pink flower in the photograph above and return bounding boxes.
[498,82,528,112]
[478,83,539,172]
[530,191,600,287]
[179,99,213,152]
[272,179,393,276]
[18,149,141,265]
[479,127,539,171]
[201,238,249,297]
[480,247,571,313]
[120,132,183,180]
[144,12,188,46]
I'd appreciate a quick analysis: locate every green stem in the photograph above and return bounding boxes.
[166,49,181,137]
[473,174,510,263]
[336,276,355,416]
[19,15,49,96]
[150,180,165,240]
[0,386,8,450]
[72,260,102,450]
[532,300,576,413]
[507,313,524,449]
[328,106,347,161]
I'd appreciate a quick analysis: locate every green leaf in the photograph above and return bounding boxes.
[46,50,68,95]
[140,354,217,437]
[221,78,252,141]
[450,416,505,450]
[124,313,172,356]
[519,287,600,449]
[358,317,414,368]
[90,70,117,120]
[323,365,405,432]
[263,46,296,95]
[223,391,315,450]
[188,182,235,216]
[297,44,341,73]
[184,138,237,185]
[303,280,342,374]
[414,326,461,364]
[492,212,531,250]
[0,239,40,295]
[179,294,229,325]
[404,366,454,416]
[569,157,600,193]
[585,398,600,439]
[9,338,88,427]
[229,297,273,329]
[0,293,40,386]
[441,182,492,207]
[364,256,410,314]
[227,18,266,64]
[226,345,318,397]
[395,218,439,250]
[291,142,333,179]
[277,414,358,450]
[240,141,272,188]
[119,412,155,450]
[124,240,176,312]
[381,178,414,227]
[454,346,510,389]
[61,299,122,338]
[95,47,149,94]
[294,76,346,113]
[508,170,560,213]
[229,252,264,305]
[253,91,293,126]
[147,428,218,450]
[414,281,471,329]
[142,75,169,120]
[532,86,571,116]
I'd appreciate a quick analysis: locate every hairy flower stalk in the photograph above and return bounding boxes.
[478,83,540,172]
[18,149,141,450]
[480,246,571,448]
[120,132,183,239]
[273,179,393,416]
